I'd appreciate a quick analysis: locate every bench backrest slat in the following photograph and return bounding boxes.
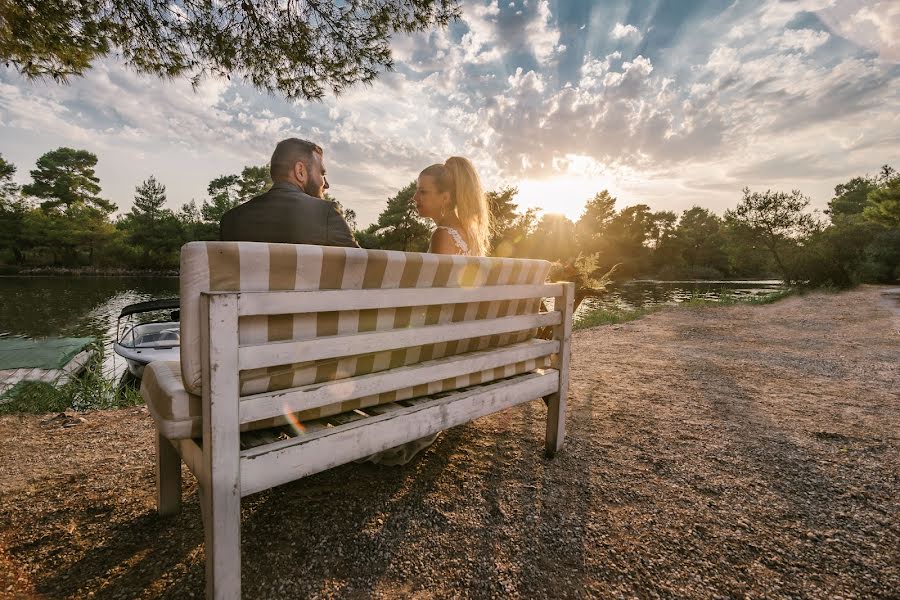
[235,310,560,370]
[238,338,559,424]
[180,242,553,426]
[236,283,563,315]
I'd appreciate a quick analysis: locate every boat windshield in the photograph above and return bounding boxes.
[120,322,180,349]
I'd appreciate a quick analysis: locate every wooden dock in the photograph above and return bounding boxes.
[0,337,97,402]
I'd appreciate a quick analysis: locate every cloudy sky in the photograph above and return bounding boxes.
[1,0,898,225]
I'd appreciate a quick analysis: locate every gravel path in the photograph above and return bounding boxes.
[1,286,897,599]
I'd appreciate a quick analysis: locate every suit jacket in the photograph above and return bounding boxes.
[219,181,358,247]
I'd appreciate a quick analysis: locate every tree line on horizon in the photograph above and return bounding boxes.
[0,147,897,289]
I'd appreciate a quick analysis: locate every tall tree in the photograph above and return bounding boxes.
[647,210,677,250]
[22,147,115,213]
[575,190,617,253]
[131,175,167,217]
[19,148,116,265]
[237,165,272,200]
[671,207,729,276]
[0,154,29,263]
[522,213,577,262]
[827,176,875,221]
[1,1,460,100]
[486,186,520,253]
[121,176,182,267]
[863,167,900,229]
[0,153,19,206]
[598,204,654,278]
[725,188,816,284]
[201,165,271,224]
[202,175,241,224]
[177,199,207,241]
[356,182,431,252]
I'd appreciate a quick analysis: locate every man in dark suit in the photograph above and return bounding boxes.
[220,138,357,247]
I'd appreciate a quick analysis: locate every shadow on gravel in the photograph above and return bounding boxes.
[28,496,204,599]
[688,356,897,592]
[230,428,468,598]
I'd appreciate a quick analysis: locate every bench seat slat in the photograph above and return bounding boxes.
[234,283,564,316]
[238,339,558,424]
[238,311,561,371]
[239,369,559,496]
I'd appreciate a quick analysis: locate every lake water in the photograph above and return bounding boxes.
[0,276,784,381]
[0,276,179,382]
[575,279,785,316]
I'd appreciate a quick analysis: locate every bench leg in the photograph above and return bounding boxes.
[544,391,566,458]
[545,282,573,458]
[202,479,241,600]
[156,431,182,516]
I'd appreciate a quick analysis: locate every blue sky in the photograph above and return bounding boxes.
[1,0,898,225]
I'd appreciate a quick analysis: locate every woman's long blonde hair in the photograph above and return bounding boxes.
[420,156,490,257]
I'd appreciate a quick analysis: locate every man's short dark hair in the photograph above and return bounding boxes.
[270,138,323,181]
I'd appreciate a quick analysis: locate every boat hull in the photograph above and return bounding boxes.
[114,341,180,378]
[113,320,180,380]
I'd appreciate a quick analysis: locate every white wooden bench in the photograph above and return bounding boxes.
[141,242,573,599]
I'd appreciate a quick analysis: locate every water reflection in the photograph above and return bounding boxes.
[0,276,179,381]
[575,280,784,319]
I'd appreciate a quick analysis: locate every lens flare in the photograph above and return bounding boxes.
[282,401,306,435]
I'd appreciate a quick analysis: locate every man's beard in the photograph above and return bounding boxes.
[303,179,323,198]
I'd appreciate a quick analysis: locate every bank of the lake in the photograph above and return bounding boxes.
[0,275,786,411]
[0,275,782,343]
[0,286,896,599]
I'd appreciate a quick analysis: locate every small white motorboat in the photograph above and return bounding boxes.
[113,299,180,379]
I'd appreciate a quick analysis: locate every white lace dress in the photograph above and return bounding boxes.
[435,226,470,255]
[363,227,470,465]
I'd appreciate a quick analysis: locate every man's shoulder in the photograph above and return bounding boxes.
[262,184,332,209]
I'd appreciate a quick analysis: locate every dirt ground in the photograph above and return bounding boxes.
[1,286,897,599]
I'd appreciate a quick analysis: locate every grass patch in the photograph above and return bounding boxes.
[0,352,143,415]
[575,288,798,330]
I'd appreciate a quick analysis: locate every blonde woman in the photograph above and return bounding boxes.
[414,156,491,257]
[365,157,491,466]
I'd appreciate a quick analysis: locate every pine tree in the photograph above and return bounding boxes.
[486,186,519,253]
[575,190,617,253]
[122,176,181,268]
[131,176,167,218]
[357,183,432,251]
[201,166,271,224]
[0,154,29,263]
[22,147,114,213]
[0,154,20,207]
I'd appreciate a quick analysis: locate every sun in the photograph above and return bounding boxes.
[514,174,609,222]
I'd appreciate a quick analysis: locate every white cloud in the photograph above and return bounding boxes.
[610,22,641,40]
[525,0,562,63]
[819,1,900,61]
[580,52,621,88]
[779,29,830,54]
[459,0,504,64]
